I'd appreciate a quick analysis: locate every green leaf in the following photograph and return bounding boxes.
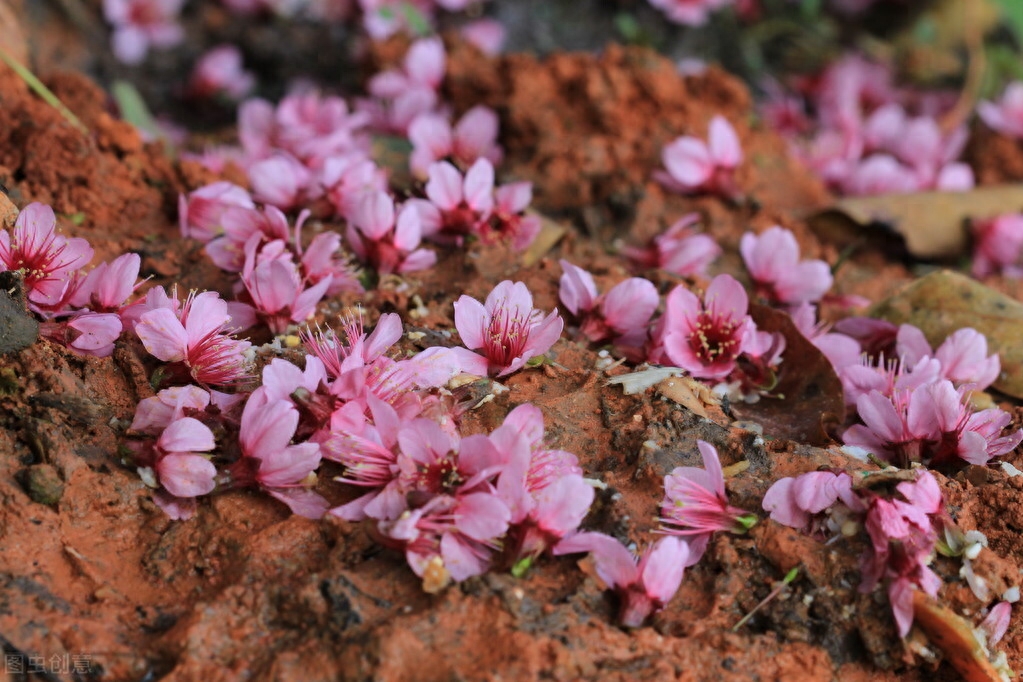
[992,0,1023,42]
[111,80,173,154]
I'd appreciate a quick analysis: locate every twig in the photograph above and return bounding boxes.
[732,567,800,632]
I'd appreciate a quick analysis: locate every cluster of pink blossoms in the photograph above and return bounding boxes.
[764,469,949,637]
[762,56,973,196]
[556,440,754,626]
[814,317,1022,469]
[0,203,141,357]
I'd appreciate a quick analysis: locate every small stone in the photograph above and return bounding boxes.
[23,463,64,505]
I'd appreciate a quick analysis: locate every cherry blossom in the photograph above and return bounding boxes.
[188,45,255,100]
[740,226,833,305]
[659,440,756,563]
[646,0,734,26]
[412,160,494,246]
[655,115,742,198]
[972,213,1023,279]
[178,182,255,242]
[655,274,755,380]
[0,202,94,311]
[559,260,658,349]
[979,82,1023,140]
[621,214,720,277]
[408,106,503,179]
[554,532,689,627]
[103,0,185,65]
[453,280,564,376]
[135,289,252,387]
[346,190,436,274]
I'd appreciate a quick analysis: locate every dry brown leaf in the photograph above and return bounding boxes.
[912,591,1006,682]
[871,270,1023,398]
[808,185,1023,260]
[729,304,844,445]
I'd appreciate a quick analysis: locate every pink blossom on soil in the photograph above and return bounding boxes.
[103,0,185,65]
[559,260,658,349]
[131,385,213,434]
[659,440,755,564]
[346,190,436,274]
[39,311,122,358]
[236,393,326,518]
[621,213,721,277]
[979,82,1023,140]
[655,274,754,380]
[762,470,860,536]
[453,280,564,377]
[188,45,255,100]
[655,115,742,198]
[135,290,252,387]
[240,245,332,334]
[413,159,495,245]
[460,18,506,56]
[481,181,542,251]
[554,532,689,627]
[179,182,255,242]
[153,417,217,499]
[408,106,503,179]
[68,253,142,315]
[895,325,1000,392]
[247,153,314,210]
[0,202,94,312]
[740,226,833,305]
[972,213,1023,279]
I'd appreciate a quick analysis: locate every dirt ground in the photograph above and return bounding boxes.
[2,8,1023,681]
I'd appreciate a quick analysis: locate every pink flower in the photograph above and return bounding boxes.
[460,19,506,56]
[396,418,504,498]
[103,0,185,64]
[979,82,1023,139]
[346,191,436,274]
[413,160,494,245]
[622,213,721,277]
[247,153,314,210]
[378,491,510,584]
[559,260,658,348]
[322,153,388,220]
[656,115,742,198]
[861,472,943,637]
[740,226,833,305]
[188,45,255,100]
[554,532,689,627]
[178,182,255,242]
[135,290,252,387]
[204,205,290,273]
[363,37,445,134]
[659,440,755,563]
[153,417,217,498]
[843,381,1022,467]
[131,384,214,434]
[972,213,1023,279]
[453,280,564,377]
[236,394,327,518]
[408,106,503,179]
[762,470,861,536]
[39,311,122,358]
[480,181,542,251]
[646,0,733,26]
[656,274,754,380]
[0,203,94,311]
[68,253,142,315]
[240,249,332,334]
[895,325,1000,392]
